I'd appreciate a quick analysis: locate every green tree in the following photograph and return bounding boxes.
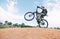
[18,24,21,27]
[13,23,18,27]
[0,22,3,26]
[21,23,25,26]
[21,23,25,27]
[7,22,12,25]
[5,21,8,24]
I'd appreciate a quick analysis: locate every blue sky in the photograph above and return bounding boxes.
[0,0,60,28]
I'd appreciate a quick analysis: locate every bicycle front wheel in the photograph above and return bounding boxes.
[24,12,35,21]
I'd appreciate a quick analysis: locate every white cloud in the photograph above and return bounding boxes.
[33,0,60,27]
[0,0,24,23]
[1,0,60,27]
[34,1,40,6]
[33,1,43,6]
[44,0,60,27]
[7,0,18,14]
[0,0,24,25]
[0,6,23,24]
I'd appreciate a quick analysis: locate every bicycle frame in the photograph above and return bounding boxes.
[33,7,43,21]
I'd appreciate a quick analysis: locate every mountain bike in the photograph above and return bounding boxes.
[24,6,48,28]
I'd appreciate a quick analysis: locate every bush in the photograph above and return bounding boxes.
[0,26,7,28]
[7,22,12,25]
[21,25,33,28]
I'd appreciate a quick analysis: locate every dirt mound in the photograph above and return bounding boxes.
[0,28,60,39]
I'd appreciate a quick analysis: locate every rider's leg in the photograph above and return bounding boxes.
[36,14,41,24]
[36,16,40,24]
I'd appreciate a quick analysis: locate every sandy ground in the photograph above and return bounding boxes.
[0,28,60,39]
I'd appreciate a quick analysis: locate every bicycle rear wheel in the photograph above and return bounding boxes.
[39,19,48,28]
[24,12,35,21]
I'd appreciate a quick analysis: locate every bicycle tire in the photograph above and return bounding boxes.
[24,12,35,21]
[39,19,48,28]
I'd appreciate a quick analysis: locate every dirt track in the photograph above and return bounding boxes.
[0,28,60,39]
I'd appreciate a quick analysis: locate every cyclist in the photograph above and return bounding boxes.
[37,6,47,18]
[29,6,48,24]
[36,6,48,24]
[29,6,47,18]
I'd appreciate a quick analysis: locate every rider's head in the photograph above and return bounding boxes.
[40,6,45,9]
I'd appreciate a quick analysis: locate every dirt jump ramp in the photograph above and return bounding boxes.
[0,28,60,39]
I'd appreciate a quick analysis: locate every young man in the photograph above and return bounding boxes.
[37,6,47,18]
[29,6,47,18]
[29,6,48,24]
[36,6,48,24]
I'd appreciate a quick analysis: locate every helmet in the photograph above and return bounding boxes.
[37,6,40,8]
[40,6,45,9]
